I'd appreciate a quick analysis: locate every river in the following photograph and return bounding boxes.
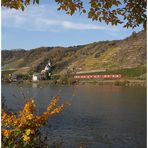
[2,83,146,148]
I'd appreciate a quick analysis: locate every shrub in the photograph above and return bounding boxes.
[67,77,76,85]
[2,97,69,147]
[114,80,130,86]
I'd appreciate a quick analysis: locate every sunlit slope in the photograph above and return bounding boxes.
[2,31,146,76]
[69,31,146,71]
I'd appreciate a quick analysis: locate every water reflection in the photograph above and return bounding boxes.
[32,83,38,88]
[2,84,146,148]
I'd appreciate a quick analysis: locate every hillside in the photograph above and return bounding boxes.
[2,30,146,78]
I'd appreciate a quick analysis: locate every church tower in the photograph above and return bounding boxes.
[48,60,52,67]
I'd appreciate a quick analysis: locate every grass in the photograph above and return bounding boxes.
[2,69,16,75]
[78,47,120,70]
[3,58,24,70]
[109,67,146,78]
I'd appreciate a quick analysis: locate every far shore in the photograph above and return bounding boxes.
[2,79,146,87]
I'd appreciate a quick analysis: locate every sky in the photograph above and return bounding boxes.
[2,1,143,50]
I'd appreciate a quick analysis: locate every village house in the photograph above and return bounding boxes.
[9,74,18,82]
[32,73,41,81]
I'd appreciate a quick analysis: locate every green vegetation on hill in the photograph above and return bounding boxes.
[111,67,146,78]
[77,67,146,78]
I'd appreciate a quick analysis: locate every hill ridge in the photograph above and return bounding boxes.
[2,30,146,75]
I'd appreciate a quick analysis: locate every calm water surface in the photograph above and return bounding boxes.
[2,83,146,148]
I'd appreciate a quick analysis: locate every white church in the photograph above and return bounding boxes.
[33,60,52,81]
[41,60,52,74]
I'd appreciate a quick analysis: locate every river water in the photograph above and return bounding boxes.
[2,83,146,148]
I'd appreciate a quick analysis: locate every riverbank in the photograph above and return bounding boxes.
[2,79,146,87]
[78,79,146,87]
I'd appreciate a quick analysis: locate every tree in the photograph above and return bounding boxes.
[45,71,50,80]
[1,0,147,29]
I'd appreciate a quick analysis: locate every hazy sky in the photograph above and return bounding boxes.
[2,1,143,50]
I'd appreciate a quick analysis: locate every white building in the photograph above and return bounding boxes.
[41,60,52,78]
[48,60,51,67]
[44,60,52,71]
[41,70,45,74]
[32,73,41,81]
[9,74,18,82]
[45,65,51,71]
[33,60,52,81]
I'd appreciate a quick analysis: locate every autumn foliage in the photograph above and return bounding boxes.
[2,96,69,147]
[1,0,147,29]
